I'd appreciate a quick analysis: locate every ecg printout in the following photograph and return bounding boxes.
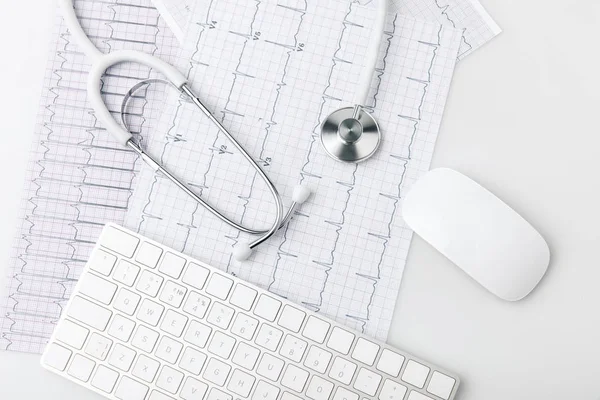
[154,0,500,58]
[0,0,181,353]
[125,0,463,340]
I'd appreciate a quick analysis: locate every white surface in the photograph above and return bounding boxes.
[0,1,599,400]
[402,168,550,301]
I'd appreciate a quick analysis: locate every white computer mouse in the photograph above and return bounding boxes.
[402,168,550,301]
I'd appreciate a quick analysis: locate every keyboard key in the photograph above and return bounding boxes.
[179,347,207,375]
[329,357,357,385]
[91,365,119,393]
[302,316,330,344]
[402,360,430,389]
[253,295,281,322]
[113,288,141,315]
[407,392,435,400]
[113,260,141,287]
[206,273,234,300]
[43,343,72,371]
[160,309,188,337]
[427,372,456,400]
[135,241,163,269]
[230,313,259,340]
[208,388,232,400]
[327,327,355,355]
[354,368,382,396]
[149,391,175,400]
[136,270,164,297]
[115,376,149,400]
[184,320,212,348]
[277,305,306,333]
[157,366,184,394]
[132,325,159,353]
[306,376,334,400]
[227,369,256,397]
[281,365,309,393]
[255,324,283,351]
[103,225,139,257]
[155,336,183,364]
[207,302,235,329]
[379,380,408,400]
[160,281,187,308]
[377,349,405,377]
[79,272,117,304]
[89,249,117,276]
[253,380,280,400]
[132,354,160,382]
[333,387,359,400]
[279,335,307,362]
[232,342,260,370]
[208,331,236,359]
[107,314,135,341]
[159,252,186,279]
[256,353,284,381]
[181,377,209,400]
[304,346,332,374]
[352,338,380,366]
[229,284,257,311]
[108,343,136,371]
[67,296,112,331]
[182,262,210,290]
[55,319,89,349]
[85,332,113,360]
[67,354,95,382]
[281,393,303,400]
[203,358,231,386]
[183,291,211,319]
[137,299,164,326]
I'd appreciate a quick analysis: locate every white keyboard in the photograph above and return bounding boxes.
[41,224,460,400]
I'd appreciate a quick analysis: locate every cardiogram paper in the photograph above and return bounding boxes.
[153,0,500,58]
[124,0,463,340]
[0,0,181,353]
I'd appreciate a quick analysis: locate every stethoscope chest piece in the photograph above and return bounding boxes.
[320,107,381,163]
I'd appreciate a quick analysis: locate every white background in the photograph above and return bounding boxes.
[0,1,599,399]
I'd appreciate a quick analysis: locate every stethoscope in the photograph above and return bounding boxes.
[60,0,387,261]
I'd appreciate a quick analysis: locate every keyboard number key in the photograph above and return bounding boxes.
[229,284,257,311]
[304,346,332,374]
[183,291,211,319]
[160,281,187,308]
[230,313,259,340]
[326,327,355,355]
[402,360,430,389]
[328,357,357,385]
[113,260,140,287]
[206,302,235,329]
[255,324,283,351]
[136,270,164,297]
[279,335,307,362]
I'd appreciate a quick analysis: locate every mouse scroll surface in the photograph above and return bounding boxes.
[402,168,550,301]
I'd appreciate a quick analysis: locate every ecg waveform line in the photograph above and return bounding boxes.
[0,0,180,354]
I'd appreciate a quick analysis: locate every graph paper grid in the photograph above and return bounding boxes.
[125,0,463,340]
[0,0,182,353]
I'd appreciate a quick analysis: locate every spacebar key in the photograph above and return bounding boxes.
[67,296,112,331]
